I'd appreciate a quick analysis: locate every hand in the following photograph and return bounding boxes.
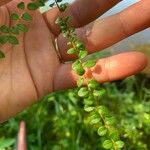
[0,0,148,122]
[0,0,12,6]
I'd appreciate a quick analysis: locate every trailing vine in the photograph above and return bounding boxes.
[0,0,46,57]
[53,0,125,149]
[0,0,125,149]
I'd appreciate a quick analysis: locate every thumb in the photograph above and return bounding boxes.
[17,121,27,150]
[0,0,12,6]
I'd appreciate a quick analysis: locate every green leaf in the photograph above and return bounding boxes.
[49,2,55,7]
[75,42,85,50]
[59,3,68,12]
[17,24,28,32]
[97,126,107,136]
[22,12,33,21]
[66,16,72,23]
[0,138,15,148]
[78,87,89,97]
[72,60,85,76]
[84,106,94,112]
[83,60,96,68]
[67,48,76,55]
[79,50,88,59]
[36,0,45,7]
[10,26,19,35]
[0,25,9,33]
[60,25,67,32]
[105,117,116,125]
[27,3,39,10]
[89,113,101,125]
[0,50,5,58]
[17,2,25,9]
[0,35,9,44]
[69,28,75,34]
[93,89,106,97]
[88,79,99,89]
[115,141,124,148]
[97,106,109,117]
[109,130,119,141]
[8,35,19,45]
[84,98,94,105]
[90,117,100,125]
[77,77,84,87]
[10,13,19,20]
[103,140,113,149]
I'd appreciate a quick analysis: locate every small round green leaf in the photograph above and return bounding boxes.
[17,24,28,32]
[84,106,94,112]
[76,42,85,50]
[67,48,76,55]
[90,117,100,125]
[103,140,113,149]
[88,79,99,89]
[59,3,68,12]
[8,35,19,45]
[115,141,125,148]
[77,77,84,87]
[37,0,45,7]
[93,89,106,97]
[17,2,25,9]
[10,13,19,20]
[22,12,33,21]
[109,130,119,141]
[27,3,38,10]
[83,60,96,68]
[72,60,85,76]
[97,126,107,136]
[0,25,9,33]
[65,16,72,23]
[78,87,89,97]
[105,117,116,125]
[0,35,9,44]
[84,98,93,105]
[79,50,88,59]
[10,26,19,35]
[97,106,109,117]
[49,2,55,7]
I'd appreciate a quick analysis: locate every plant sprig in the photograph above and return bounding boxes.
[0,0,46,58]
[53,0,125,149]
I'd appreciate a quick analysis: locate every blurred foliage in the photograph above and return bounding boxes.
[0,74,150,150]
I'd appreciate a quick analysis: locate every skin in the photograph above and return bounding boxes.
[17,121,26,150]
[0,0,149,122]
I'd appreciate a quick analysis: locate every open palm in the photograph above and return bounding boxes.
[0,0,149,122]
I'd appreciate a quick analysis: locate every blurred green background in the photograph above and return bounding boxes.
[0,46,150,150]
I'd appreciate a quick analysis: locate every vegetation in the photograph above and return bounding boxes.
[0,74,150,150]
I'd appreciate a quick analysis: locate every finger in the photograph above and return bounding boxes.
[17,121,27,150]
[57,0,150,61]
[53,52,147,91]
[43,0,122,36]
[0,0,12,6]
